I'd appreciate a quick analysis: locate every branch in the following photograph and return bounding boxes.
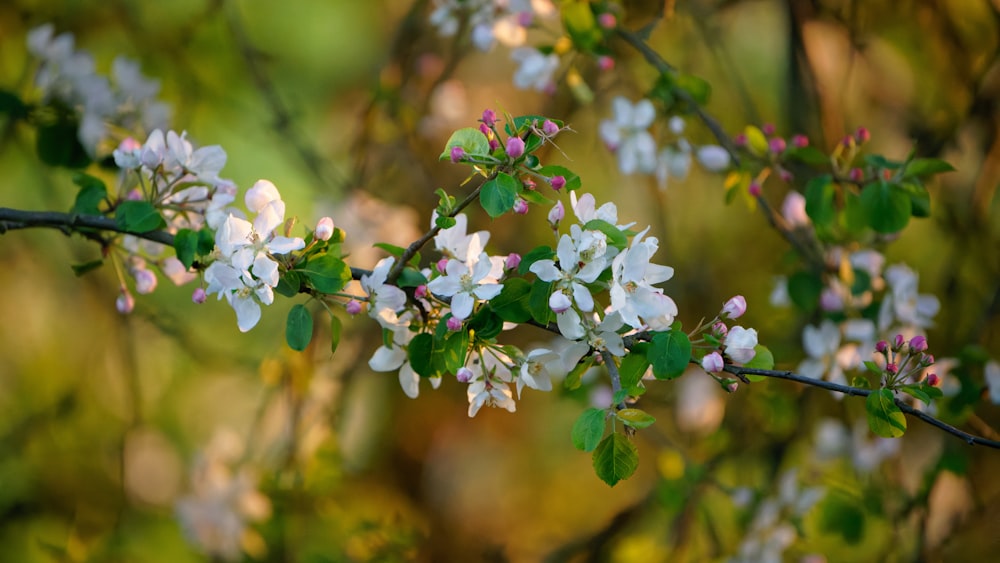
[725,365,1000,449]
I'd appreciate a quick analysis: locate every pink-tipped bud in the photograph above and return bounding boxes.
[450,146,465,163]
[479,122,492,137]
[550,175,566,191]
[436,258,449,274]
[457,366,474,383]
[116,289,135,314]
[506,136,525,159]
[598,13,616,29]
[748,181,762,197]
[926,373,940,386]
[841,135,854,148]
[921,353,934,367]
[894,333,905,350]
[414,284,428,299]
[733,133,748,147]
[768,137,786,154]
[712,322,728,337]
[876,340,889,354]
[548,200,564,226]
[192,287,207,304]
[513,198,529,215]
[791,134,809,148]
[488,138,500,151]
[482,109,496,127]
[542,120,559,137]
[886,362,898,375]
[516,11,533,27]
[133,268,158,295]
[549,291,572,314]
[779,169,794,183]
[505,253,521,271]
[315,216,334,241]
[849,167,864,182]
[447,316,463,331]
[762,123,776,136]
[345,300,362,315]
[125,188,143,201]
[722,295,747,319]
[522,177,536,190]
[597,55,615,72]
[909,335,928,353]
[701,351,724,373]
[727,381,739,393]
[855,126,870,144]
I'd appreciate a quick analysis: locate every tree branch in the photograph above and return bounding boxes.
[725,365,1000,449]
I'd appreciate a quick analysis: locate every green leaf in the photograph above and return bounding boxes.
[467,307,503,341]
[439,127,490,160]
[489,278,532,323]
[504,115,564,137]
[519,245,554,275]
[619,346,651,390]
[785,146,829,166]
[860,181,911,233]
[196,229,215,256]
[440,329,469,374]
[528,280,555,325]
[115,201,166,233]
[480,172,519,218]
[0,89,28,119]
[842,191,867,235]
[571,408,607,452]
[408,333,435,377]
[851,376,872,389]
[582,219,628,249]
[804,175,835,227]
[592,433,639,487]
[865,389,906,438]
[649,330,692,380]
[864,154,903,170]
[617,408,656,429]
[396,267,428,288]
[71,259,104,277]
[904,158,954,177]
[675,73,712,105]
[329,314,342,355]
[299,255,352,293]
[898,385,932,406]
[563,355,593,390]
[819,495,866,545]
[37,119,90,168]
[373,243,405,257]
[435,215,457,229]
[70,173,107,215]
[173,229,199,269]
[741,345,774,381]
[274,271,302,297]
[787,271,822,312]
[536,165,582,191]
[898,181,931,218]
[285,304,314,351]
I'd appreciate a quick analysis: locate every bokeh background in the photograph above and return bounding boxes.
[1,0,1000,561]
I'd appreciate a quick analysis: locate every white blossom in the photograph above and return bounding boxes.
[599,97,657,174]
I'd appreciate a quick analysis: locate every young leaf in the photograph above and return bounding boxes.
[582,219,628,249]
[860,181,911,233]
[173,229,199,269]
[804,175,835,228]
[528,280,555,325]
[649,330,692,380]
[70,173,107,215]
[480,172,518,218]
[616,408,656,429]
[286,304,313,351]
[299,255,352,293]
[408,332,435,377]
[898,385,932,406]
[742,345,774,381]
[865,389,906,438]
[115,201,166,233]
[903,158,955,178]
[373,243,405,257]
[618,346,651,390]
[274,271,302,297]
[439,127,490,160]
[329,314,342,355]
[441,330,470,374]
[592,433,639,487]
[571,407,607,452]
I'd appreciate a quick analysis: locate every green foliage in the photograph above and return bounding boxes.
[742,345,775,381]
[286,304,314,351]
[897,383,943,406]
[649,329,691,380]
[616,408,655,429]
[396,267,428,288]
[618,345,651,391]
[0,89,28,119]
[329,314,342,355]
[536,165,582,191]
[528,280,555,325]
[70,174,107,215]
[37,119,90,168]
[467,307,503,340]
[115,201,166,233]
[518,245,554,275]
[865,389,906,438]
[71,259,104,276]
[479,172,519,218]
[439,127,490,160]
[860,180,911,233]
[571,407,607,452]
[299,255,352,293]
[173,228,214,269]
[407,332,435,377]
[788,271,822,312]
[560,2,600,51]
[592,432,638,487]
[818,494,866,544]
[582,219,628,249]
[489,278,532,323]
[804,175,835,229]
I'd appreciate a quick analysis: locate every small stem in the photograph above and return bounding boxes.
[602,349,626,410]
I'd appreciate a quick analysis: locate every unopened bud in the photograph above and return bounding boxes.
[550,175,566,191]
[516,11,533,27]
[909,335,928,352]
[505,253,521,271]
[849,168,864,183]
[437,258,449,274]
[920,353,934,367]
[548,200,564,226]
[726,381,739,393]
[447,316,463,331]
[414,284,428,299]
[886,362,898,375]
[855,126,870,144]
[542,120,559,137]
[768,137,786,154]
[748,181,762,197]
[522,177,536,190]
[116,289,135,314]
[191,287,207,304]
[513,198,529,215]
[315,216,334,241]
[481,109,496,127]
[733,133,748,147]
[701,351,724,373]
[450,146,465,163]
[597,13,616,29]
[926,373,940,386]
[457,366,474,383]
[791,134,809,148]
[721,295,747,319]
[133,268,158,295]
[597,55,615,71]
[876,340,888,354]
[894,333,905,350]
[506,136,525,159]
[345,300,362,315]
[712,322,728,337]
[761,123,776,136]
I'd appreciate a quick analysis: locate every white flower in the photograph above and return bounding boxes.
[360,257,408,328]
[427,252,503,320]
[368,313,442,398]
[517,348,560,397]
[465,352,516,416]
[433,213,488,262]
[511,47,559,91]
[725,326,758,364]
[655,145,692,189]
[599,97,657,174]
[878,264,939,331]
[608,227,676,330]
[695,145,731,172]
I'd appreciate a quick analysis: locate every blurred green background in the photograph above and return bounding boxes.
[1,0,1000,561]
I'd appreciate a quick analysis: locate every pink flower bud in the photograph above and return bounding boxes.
[748,181,762,197]
[125,188,143,201]
[550,175,566,191]
[516,11,533,27]
[855,126,870,144]
[886,362,898,375]
[346,300,362,315]
[513,198,529,215]
[727,382,739,393]
[482,109,496,127]
[926,373,940,386]
[712,322,728,337]
[921,353,934,367]
[436,258,449,274]
[315,216,334,241]
[722,295,747,319]
[506,136,525,159]
[133,268,158,295]
[192,287,207,304]
[841,135,854,148]
[457,366,474,383]
[768,137,786,154]
[505,253,521,270]
[597,56,615,71]
[791,134,809,148]
[598,13,616,29]
[549,291,572,314]
[450,146,465,163]
[909,335,928,352]
[762,123,776,136]
[701,351,724,373]
[488,138,500,151]
[542,120,559,137]
[522,177,536,190]
[548,201,564,226]
[876,340,888,354]
[479,123,491,137]
[414,284,428,299]
[779,169,794,183]
[733,133,748,147]
[894,333,905,350]
[116,289,134,314]
[447,316,463,331]
[849,168,864,182]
